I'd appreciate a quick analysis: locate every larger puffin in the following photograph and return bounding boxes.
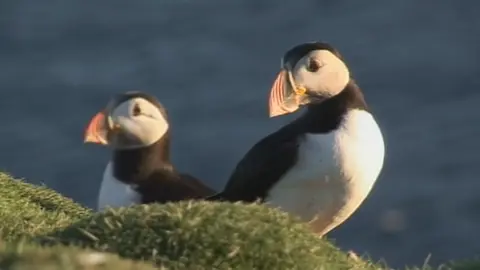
[208,42,385,236]
[84,91,216,211]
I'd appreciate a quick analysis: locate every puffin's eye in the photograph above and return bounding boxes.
[306,59,321,72]
[132,104,141,116]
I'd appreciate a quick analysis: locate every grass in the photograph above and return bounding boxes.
[0,172,477,269]
[0,172,91,242]
[0,241,157,270]
[37,202,382,269]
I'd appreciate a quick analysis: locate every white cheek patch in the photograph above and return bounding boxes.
[143,114,169,144]
[111,97,170,149]
[294,50,350,97]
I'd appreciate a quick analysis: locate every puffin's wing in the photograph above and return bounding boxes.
[209,128,300,202]
[179,173,217,196]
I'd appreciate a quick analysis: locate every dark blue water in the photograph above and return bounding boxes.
[1,1,479,268]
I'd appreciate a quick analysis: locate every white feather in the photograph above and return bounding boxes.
[97,162,141,211]
[266,109,385,235]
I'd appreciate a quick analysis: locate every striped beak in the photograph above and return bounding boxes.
[268,69,307,117]
[84,112,109,145]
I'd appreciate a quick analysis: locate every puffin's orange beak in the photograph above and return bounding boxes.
[269,70,288,117]
[268,70,305,118]
[84,112,108,145]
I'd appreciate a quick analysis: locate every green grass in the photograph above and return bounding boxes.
[0,172,478,269]
[0,172,91,242]
[0,241,157,270]
[38,202,382,270]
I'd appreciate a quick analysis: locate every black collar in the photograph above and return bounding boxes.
[111,134,174,185]
[296,80,369,133]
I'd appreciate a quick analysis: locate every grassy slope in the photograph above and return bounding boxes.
[0,173,477,270]
[0,241,158,270]
[38,202,382,270]
[0,172,91,242]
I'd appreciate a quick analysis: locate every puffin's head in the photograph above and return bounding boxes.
[84,91,169,150]
[268,42,351,117]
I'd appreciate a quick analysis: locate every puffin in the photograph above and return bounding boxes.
[207,42,385,236]
[84,91,216,211]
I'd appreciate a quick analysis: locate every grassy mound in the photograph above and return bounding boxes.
[39,202,379,270]
[0,241,157,270]
[0,172,479,269]
[0,173,91,242]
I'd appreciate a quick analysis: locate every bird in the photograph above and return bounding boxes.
[84,91,216,211]
[207,42,385,236]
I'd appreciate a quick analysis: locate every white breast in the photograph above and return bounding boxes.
[97,162,141,211]
[266,109,385,235]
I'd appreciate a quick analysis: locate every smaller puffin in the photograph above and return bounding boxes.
[208,42,385,236]
[84,91,215,211]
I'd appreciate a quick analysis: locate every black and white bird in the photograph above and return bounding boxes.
[208,42,385,236]
[84,91,215,211]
